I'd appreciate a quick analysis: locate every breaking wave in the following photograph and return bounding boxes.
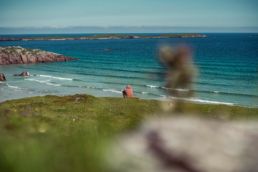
[145,85,159,88]
[102,89,121,94]
[25,78,61,87]
[162,96,234,106]
[7,84,21,90]
[38,74,73,81]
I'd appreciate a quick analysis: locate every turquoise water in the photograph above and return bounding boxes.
[0,33,257,107]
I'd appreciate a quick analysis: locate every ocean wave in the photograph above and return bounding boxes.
[163,96,234,106]
[32,77,257,98]
[45,82,61,87]
[73,71,256,89]
[88,80,256,97]
[102,89,121,94]
[161,87,190,92]
[195,89,258,98]
[68,62,256,79]
[145,85,159,88]
[195,60,255,68]
[26,78,50,83]
[75,71,156,81]
[159,86,257,98]
[159,95,167,98]
[188,98,234,106]
[26,78,61,87]
[64,65,165,75]
[7,84,21,90]
[38,75,73,81]
[51,83,99,89]
[61,69,254,88]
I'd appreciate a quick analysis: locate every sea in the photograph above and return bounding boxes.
[0,33,257,107]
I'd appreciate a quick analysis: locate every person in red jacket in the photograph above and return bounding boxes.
[122,85,134,98]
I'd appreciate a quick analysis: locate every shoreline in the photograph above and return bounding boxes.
[1,81,257,108]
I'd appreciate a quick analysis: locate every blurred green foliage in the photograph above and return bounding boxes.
[0,94,257,172]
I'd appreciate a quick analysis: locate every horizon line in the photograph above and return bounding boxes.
[1,26,258,28]
[0,26,257,34]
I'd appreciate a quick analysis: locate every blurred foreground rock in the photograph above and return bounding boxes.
[109,117,258,172]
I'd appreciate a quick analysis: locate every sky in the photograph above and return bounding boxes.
[0,0,257,33]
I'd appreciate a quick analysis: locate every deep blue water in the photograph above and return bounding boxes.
[0,33,257,107]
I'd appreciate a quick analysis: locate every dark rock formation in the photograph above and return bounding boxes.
[14,71,30,77]
[0,46,74,65]
[0,73,6,81]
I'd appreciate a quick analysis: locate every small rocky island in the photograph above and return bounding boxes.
[0,46,73,65]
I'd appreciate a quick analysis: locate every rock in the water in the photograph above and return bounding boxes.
[0,46,74,65]
[0,73,6,81]
[109,117,258,172]
[14,71,30,77]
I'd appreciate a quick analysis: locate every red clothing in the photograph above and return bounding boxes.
[124,85,133,97]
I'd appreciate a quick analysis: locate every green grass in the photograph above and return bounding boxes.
[0,94,257,172]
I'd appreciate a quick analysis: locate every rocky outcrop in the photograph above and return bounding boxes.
[0,46,74,65]
[0,73,6,81]
[14,71,30,77]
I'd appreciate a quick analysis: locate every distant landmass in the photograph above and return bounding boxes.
[0,33,207,41]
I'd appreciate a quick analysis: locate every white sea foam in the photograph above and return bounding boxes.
[161,87,168,90]
[7,84,21,90]
[26,78,50,83]
[160,95,167,98]
[175,88,189,92]
[141,92,148,94]
[102,89,121,94]
[145,85,159,88]
[161,87,190,92]
[45,82,61,87]
[189,98,234,105]
[26,78,61,87]
[38,74,73,81]
[165,96,234,106]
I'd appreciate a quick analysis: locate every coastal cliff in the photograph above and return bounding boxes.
[0,46,73,65]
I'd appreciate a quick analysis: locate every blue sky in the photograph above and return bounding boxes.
[0,0,257,32]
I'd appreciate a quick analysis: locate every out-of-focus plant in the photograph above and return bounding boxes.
[159,45,197,112]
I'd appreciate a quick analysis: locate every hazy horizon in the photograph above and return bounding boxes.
[0,26,258,35]
[1,0,257,34]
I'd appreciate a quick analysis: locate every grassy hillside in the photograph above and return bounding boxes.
[0,94,257,172]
